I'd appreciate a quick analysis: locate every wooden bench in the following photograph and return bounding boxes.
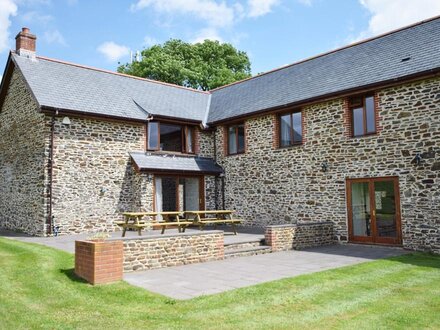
[151,220,193,234]
[185,210,242,235]
[118,212,157,237]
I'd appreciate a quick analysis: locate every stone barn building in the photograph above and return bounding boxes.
[0,18,439,254]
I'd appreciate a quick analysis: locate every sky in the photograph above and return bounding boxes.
[1,0,440,82]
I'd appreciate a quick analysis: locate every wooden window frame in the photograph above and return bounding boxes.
[147,122,196,154]
[182,126,196,154]
[227,123,245,156]
[147,121,160,151]
[349,94,377,137]
[278,110,303,148]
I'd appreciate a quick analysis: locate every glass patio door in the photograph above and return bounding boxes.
[347,177,401,245]
[155,176,204,212]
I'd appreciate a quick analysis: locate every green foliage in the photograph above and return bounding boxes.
[118,39,252,91]
[1,238,440,329]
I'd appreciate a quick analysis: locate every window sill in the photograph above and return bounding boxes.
[146,150,197,157]
[351,132,377,139]
[226,152,246,157]
[277,142,303,150]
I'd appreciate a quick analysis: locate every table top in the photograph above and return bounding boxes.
[122,212,158,217]
[123,210,235,217]
[185,210,235,214]
[159,211,184,215]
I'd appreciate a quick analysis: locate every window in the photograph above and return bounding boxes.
[147,122,159,150]
[349,94,376,137]
[228,124,245,155]
[279,111,302,147]
[184,126,194,153]
[147,122,195,153]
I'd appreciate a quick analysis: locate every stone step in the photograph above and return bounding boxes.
[224,239,265,252]
[224,246,272,259]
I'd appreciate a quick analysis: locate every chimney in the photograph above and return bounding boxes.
[15,27,36,59]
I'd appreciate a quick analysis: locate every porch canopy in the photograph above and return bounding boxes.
[130,152,223,175]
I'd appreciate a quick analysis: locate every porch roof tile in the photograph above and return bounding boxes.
[130,152,223,175]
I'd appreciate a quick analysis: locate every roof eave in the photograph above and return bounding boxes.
[40,105,148,124]
[136,167,223,175]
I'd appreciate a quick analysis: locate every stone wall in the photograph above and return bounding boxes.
[0,68,49,235]
[215,77,440,253]
[121,231,224,272]
[265,222,335,251]
[51,117,148,234]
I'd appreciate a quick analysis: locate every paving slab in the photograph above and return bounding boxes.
[124,244,409,300]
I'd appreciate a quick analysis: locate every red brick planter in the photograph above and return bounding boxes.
[75,240,123,285]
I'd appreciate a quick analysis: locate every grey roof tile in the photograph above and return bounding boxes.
[130,152,223,175]
[8,17,440,125]
[12,54,210,122]
[208,17,440,123]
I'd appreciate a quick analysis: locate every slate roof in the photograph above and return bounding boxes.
[130,152,223,175]
[6,16,440,125]
[12,54,210,122]
[208,16,440,123]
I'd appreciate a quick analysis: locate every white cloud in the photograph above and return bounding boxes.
[191,27,223,43]
[44,29,67,46]
[143,35,158,47]
[0,0,18,53]
[131,0,235,28]
[21,10,53,24]
[357,0,440,40]
[97,41,129,62]
[247,0,280,17]
[297,0,312,6]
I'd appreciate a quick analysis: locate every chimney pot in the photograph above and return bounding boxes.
[16,27,37,59]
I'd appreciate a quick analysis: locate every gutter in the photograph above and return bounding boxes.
[46,114,55,236]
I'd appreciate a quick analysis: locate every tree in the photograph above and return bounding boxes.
[117,39,252,91]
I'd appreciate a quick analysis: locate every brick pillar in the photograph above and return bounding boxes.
[264,225,296,252]
[75,240,123,285]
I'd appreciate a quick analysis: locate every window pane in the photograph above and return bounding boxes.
[351,182,371,237]
[228,126,237,154]
[292,112,302,143]
[160,123,182,152]
[352,107,364,136]
[148,122,159,149]
[365,96,376,133]
[186,127,194,153]
[237,125,245,153]
[280,114,291,147]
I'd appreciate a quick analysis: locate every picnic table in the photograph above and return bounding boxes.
[117,211,192,236]
[185,210,242,235]
[151,211,193,234]
[117,212,157,237]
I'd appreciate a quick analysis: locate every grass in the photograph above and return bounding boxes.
[0,238,439,330]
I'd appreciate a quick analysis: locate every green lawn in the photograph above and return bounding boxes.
[1,238,439,330]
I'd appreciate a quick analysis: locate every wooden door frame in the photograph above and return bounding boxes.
[153,174,205,212]
[346,176,402,245]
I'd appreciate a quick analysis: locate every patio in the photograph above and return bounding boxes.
[0,229,408,299]
[123,244,409,299]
